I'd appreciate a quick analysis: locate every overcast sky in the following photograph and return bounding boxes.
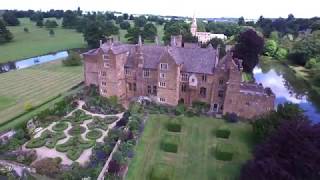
[1,0,319,19]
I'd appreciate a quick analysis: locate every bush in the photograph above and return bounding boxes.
[175,104,186,115]
[166,123,181,132]
[86,129,103,140]
[120,21,130,30]
[68,125,86,136]
[45,20,58,28]
[224,112,239,123]
[192,101,210,113]
[52,122,68,131]
[216,127,231,138]
[24,102,33,112]
[160,135,179,153]
[305,58,318,69]
[214,143,234,161]
[149,164,174,180]
[62,51,82,66]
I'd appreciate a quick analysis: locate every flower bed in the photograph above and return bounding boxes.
[56,136,95,161]
[26,130,66,149]
[87,116,118,131]
[68,125,86,136]
[52,122,68,132]
[86,129,103,140]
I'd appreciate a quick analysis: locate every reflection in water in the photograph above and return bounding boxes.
[254,61,320,123]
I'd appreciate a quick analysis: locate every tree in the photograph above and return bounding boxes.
[233,28,264,73]
[49,29,55,36]
[62,10,78,28]
[0,20,13,44]
[62,51,82,66]
[264,39,278,56]
[83,21,106,48]
[134,16,147,27]
[241,120,320,180]
[125,27,142,44]
[143,23,157,41]
[238,16,245,26]
[129,14,134,20]
[33,158,61,178]
[36,19,43,27]
[120,21,130,30]
[123,13,129,20]
[23,27,29,33]
[206,38,226,58]
[116,16,124,24]
[3,11,20,26]
[45,20,58,28]
[104,21,119,36]
[274,48,288,60]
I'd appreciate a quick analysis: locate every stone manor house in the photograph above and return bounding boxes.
[83,34,275,119]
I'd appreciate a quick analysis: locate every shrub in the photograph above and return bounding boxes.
[86,129,103,140]
[305,58,318,69]
[166,123,181,132]
[160,142,178,153]
[24,102,33,112]
[105,116,118,124]
[68,125,86,136]
[192,101,210,113]
[224,112,239,123]
[149,164,174,180]
[214,143,234,161]
[175,104,186,115]
[216,127,231,139]
[23,27,29,33]
[52,122,68,131]
[62,51,82,66]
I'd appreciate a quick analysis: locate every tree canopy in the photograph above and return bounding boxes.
[0,20,13,44]
[143,23,157,41]
[3,11,20,26]
[62,10,78,28]
[233,28,264,73]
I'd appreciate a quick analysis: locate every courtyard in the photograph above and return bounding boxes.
[126,114,254,180]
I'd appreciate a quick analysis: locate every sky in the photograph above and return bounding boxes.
[1,0,319,19]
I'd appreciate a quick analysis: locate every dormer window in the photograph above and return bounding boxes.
[202,74,207,82]
[160,63,168,70]
[125,68,131,75]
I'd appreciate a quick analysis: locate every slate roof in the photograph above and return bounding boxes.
[84,43,218,74]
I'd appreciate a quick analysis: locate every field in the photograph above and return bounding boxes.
[0,18,86,63]
[126,115,254,180]
[0,60,83,126]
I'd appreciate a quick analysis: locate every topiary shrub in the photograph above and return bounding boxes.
[214,143,234,161]
[166,123,181,132]
[86,129,103,140]
[149,164,174,180]
[52,122,68,132]
[216,126,231,139]
[224,112,239,123]
[68,125,86,136]
[160,142,178,153]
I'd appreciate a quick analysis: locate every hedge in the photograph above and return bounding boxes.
[68,125,86,136]
[149,164,174,180]
[214,143,234,161]
[52,122,68,132]
[166,123,181,132]
[86,129,103,140]
[160,142,178,153]
[216,127,231,139]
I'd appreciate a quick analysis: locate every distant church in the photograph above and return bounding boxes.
[190,16,227,43]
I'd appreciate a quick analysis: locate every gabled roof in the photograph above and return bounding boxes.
[83,42,218,74]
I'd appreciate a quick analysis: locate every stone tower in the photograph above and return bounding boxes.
[190,15,197,36]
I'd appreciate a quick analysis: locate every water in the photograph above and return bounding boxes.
[15,51,68,69]
[253,61,320,123]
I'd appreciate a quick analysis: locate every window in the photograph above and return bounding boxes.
[153,86,157,94]
[133,83,137,91]
[246,102,250,106]
[160,73,165,79]
[219,79,224,85]
[101,71,106,77]
[200,87,207,97]
[143,69,150,78]
[147,85,152,94]
[160,97,166,102]
[101,89,107,94]
[218,90,224,98]
[181,83,187,92]
[128,83,132,91]
[212,103,218,112]
[160,63,168,70]
[103,54,110,68]
[125,68,131,75]
[159,82,166,87]
[202,74,207,82]
[101,81,106,86]
[181,73,189,81]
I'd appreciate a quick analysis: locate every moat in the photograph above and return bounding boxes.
[254,60,320,123]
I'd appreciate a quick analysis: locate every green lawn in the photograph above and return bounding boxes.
[0,60,83,126]
[127,115,254,180]
[0,18,86,63]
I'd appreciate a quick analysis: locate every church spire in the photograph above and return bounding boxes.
[190,14,197,36]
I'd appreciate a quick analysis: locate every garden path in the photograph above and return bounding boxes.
[24,100,124,166]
